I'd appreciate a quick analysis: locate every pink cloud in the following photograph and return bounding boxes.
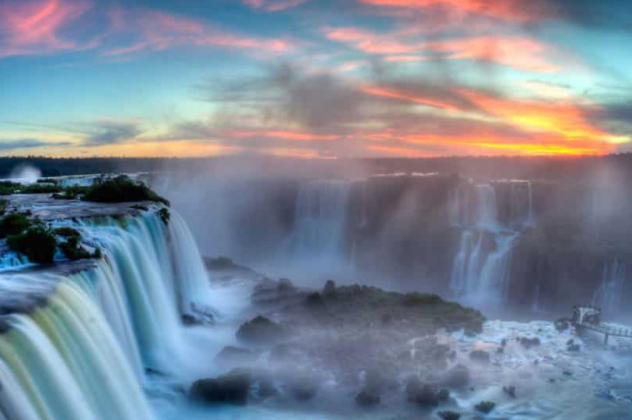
[104,9,293,56]
[243,0,310,12]
[324,26,558,73]
[356,0,549,23]
[0,0,92,58]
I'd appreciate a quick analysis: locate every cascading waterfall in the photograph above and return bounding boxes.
[450,182,529,306]
[291,180,352,268]
[0,208,214,420]
[592,259,626,316]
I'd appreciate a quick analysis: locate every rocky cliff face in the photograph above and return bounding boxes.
[160,173,632,316]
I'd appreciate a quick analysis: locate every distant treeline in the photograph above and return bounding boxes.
[2,154,632,182]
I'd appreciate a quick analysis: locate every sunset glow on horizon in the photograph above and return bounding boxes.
[1,0,631,158]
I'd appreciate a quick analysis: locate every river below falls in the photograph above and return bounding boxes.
[142,276,632,420]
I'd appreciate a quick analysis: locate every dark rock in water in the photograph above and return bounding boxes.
[519,337,541,349]
[236,316,289,346]
[215,346,256,366]
[287,376,319,401]
[438,365,470,388]
[406,378,442,407]
[474,401,496,414]
[503,385,517,398]
[469,350,490,363]
[567,343,581,352]
[305,292,324,306]
[438,411,461,420]
[355,390,381,407]
[322,280,336,297]
[189,370,251,406]
[277,278,295,293]
[254,376,278,399]
[437,388,450,403]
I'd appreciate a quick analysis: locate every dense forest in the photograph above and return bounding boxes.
[2,154,632,182]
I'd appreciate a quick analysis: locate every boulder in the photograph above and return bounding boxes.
[438,365,470,388]
[355,390,381,407]
[519,337,541,349]
[189,370,251,406]
[503,385,516,398]
[287,376,319,401]
[406,378,443,407]
[236,316,288,346]
[322,280,337,297]
[474,401,496,414]
[214,346,256,366]
[438,411,461,420]
[469,350,490,363]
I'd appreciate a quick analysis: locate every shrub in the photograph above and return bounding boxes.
[52,186,89,200]
[59,236,91,260]
[20,183,62,194]
[158,207,170,224]
[403,292,443,306]
[8,226,58,264]
[54,227,81,238]
[0,182,20,195]
[0,213,32,238]
[82,176,169,206]
[0,199,8,215]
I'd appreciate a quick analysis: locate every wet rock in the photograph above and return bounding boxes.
[355,390,381,407]
[305,292,324,306]
[519,337,541,349]
[566,339,581,352]
[406,378,443,407]
[474,401,496,414]
[438,411,461,420]
[236,316,289,346]
[277,278,295,293]
[254,376,277,399]
[438,364,470,388]
[214,346,256,366]
[469,349,490,363]
[503,385,516,398]
[287,376,319,401]
[189,370,251,406]
[322,280,336,297]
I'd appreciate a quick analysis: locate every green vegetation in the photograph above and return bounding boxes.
[0,213,32,238]
[19,183,62,194]
[59,235,90,260]
[82,176,169,206]
[403,292,444,306]
[0,182,19,196]
[0,199,8,216]
[54,227,81,238]
[158,207,170,224]
[7,226,57,264]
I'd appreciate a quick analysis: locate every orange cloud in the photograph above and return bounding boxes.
[104,10,292,56]
[227,130,339,141]
[357,0,547,22]
[361,85,457,110]
[460,90,628,145]
[0,0,92,57]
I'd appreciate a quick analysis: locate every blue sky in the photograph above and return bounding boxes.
[1,0,631,158]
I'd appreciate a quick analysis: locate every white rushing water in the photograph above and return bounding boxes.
[450,181,532,307]
[291,180,352,270]
[0,208,214,420]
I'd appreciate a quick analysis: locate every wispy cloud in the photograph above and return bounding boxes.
[324,26,559,72]
[243,0,310,12]
[0,0,93,58]
[103,8,293,57]
[83,120,142,146]
[0,138,72,151]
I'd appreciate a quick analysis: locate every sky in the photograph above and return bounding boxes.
[1,0,632,158]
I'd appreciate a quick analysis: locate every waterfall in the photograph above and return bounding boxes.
[0,208,214,420]
[291,180,352,267]
[593,260,626,316]
[450,181,529,307]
